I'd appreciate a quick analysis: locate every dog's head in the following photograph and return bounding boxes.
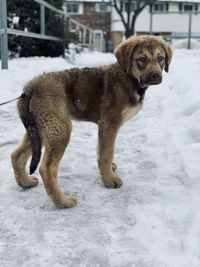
[114,35,173,87]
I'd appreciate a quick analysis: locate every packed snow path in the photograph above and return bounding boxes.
[0,50,200,267]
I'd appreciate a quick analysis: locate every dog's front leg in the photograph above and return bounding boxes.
[98,120,123,188]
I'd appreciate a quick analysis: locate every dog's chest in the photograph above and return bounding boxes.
[121,103,142,124]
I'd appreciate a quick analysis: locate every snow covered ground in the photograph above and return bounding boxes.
[0,49,200,267]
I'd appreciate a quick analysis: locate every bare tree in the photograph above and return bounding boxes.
[112,0,156,39]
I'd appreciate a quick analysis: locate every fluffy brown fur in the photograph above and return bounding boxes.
[11,35,173,208]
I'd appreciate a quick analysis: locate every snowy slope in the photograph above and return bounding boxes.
[0,50,200,267]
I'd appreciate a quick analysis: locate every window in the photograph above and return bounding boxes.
[154,3,164,11]
[99,3,107,12]
[179,3,196,12]
[124,1,135,12]
[183,4,193,11]
[119,1,135,13]
[96,3,109,12]
[66,3,79,14]
[153,2,168,12]
[99,3,108,12]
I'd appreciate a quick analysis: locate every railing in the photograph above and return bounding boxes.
[0,0,95,69]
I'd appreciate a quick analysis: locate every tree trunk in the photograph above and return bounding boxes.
[124,29,133,39]
[124,15,137,39]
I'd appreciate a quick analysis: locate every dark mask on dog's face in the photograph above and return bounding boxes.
[131,46,166,86]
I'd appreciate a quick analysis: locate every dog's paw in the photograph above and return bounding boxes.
[21,176,39,188]
[103,176,123,188]
[56,196,77,209]
[112,162,117,172]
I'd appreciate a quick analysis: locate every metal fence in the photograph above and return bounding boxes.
[0,0,95,69]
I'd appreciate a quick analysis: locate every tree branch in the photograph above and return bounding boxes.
[113,0,128,29]
[131,0,150,31]
[112,0,157,38]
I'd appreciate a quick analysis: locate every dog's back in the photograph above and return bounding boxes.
[63,67,105,123]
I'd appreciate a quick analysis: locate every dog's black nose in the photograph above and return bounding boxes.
[142,71,162,86]
[144,71,162,85]
[150,72,162,81]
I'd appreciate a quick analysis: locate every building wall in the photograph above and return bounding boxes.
[67,2,112,51]
[70,3,110,33]
[65,1,200,51]
[112,2,200,42]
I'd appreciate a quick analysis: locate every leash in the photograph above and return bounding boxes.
[0,93,26,106]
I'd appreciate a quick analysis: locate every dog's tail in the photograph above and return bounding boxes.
[17,92,42,174]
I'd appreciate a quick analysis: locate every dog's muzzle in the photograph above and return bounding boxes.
[142,71,162,86]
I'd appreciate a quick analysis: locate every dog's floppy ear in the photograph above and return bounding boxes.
[162,40,173,72]
[114,37,139,74]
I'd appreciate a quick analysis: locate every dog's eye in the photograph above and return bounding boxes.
[158,56,164,62]
[138,57,147,63]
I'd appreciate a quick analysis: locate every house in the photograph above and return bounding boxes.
[111,0,200,48]
[64,0,200,51]
[64,0,112,52]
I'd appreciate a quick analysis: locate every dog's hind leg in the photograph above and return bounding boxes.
[11,133,39,188]
[39,118,77,208]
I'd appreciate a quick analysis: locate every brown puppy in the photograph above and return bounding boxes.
[11,35,173,208]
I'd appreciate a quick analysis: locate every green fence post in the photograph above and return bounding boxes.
[40,3,45,35]
[0,0,8,69]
